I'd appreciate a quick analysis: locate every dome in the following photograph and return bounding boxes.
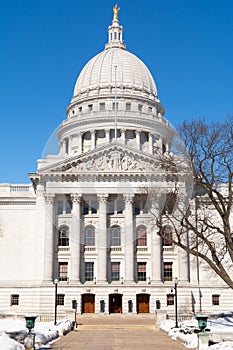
[72,10,158,103]
[73,48,158,101]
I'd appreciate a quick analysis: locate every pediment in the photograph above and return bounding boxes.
[39,143,162,176]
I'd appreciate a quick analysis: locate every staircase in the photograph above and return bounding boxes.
[76,314,158,330]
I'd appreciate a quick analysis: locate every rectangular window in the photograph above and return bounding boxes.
[164,262,173,282]
[142,199,149,214]
[137,262,147,281]
[148,106,153,113]
[88,104,93,111]
[91,200,98,214]
[85,262,94,281]
[113,102,119,110]
[134,201,141,215]
[57,200,63,215]
[108,201,114,215]
[99,103,105,111]
[111,262,120,281]
[212,294,220,306]
[83,201,89,215]
[11,294,19,306]
[138,104,143,112]
[57,294,65,306]
[78,106,82,112]
[126,103,131,111]
[65,199,72,214]
[59,262,68,281]
[117,200,123,214]
[167,294,174,306]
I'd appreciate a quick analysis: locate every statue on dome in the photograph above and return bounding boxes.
[113,4,120,21]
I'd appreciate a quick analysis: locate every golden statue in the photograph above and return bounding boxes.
[113,4,120,21]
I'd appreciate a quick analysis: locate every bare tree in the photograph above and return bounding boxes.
[150,117,233,288]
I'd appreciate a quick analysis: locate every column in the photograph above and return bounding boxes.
[105,128,110,144]
[149,133,153,154]
[78,133,82,155]
[91,130,96,150]
[44,193,55,281]
[136,130,140,150]
[97,193,108,283]
[151,229,162,282]
[71,194,82,283]
[124,194,134,283]
[121,129,126,144]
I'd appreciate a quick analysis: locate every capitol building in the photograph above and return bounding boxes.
[0,6,231,318]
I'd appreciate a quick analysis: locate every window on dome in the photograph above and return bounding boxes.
[126,103,131,111]
[79,106,82,112]
[100,103,105,111]
[113,102,118,110]
[118,32,121,40]
[114,32,117,40]
[138,104,143,112]
[88,104,93,111]
[148,107,153,113]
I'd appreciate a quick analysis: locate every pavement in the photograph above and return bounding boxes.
[51,315,186,349]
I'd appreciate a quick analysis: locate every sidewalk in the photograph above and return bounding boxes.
[51,315,186,349]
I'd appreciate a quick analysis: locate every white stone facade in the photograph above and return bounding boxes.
[0,10,231,318]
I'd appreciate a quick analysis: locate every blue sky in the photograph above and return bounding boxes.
[1,0,232,183]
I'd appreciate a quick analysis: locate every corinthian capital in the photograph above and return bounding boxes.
[71,193,82,204]
[97,193,109,203]
[45,193,55,204]
[123,194,134,204]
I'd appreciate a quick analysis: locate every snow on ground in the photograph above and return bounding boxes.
[161,316,233,349]
[0,317,71,350]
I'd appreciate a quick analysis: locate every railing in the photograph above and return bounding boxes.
[110,247,122,252]
[163,246,174,252]
[136,247,148,252]
[58,246,70,253]
[84,247,96,252]
[10,185,30,192]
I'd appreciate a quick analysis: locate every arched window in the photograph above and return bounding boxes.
[162,225,173,246]
[136,225,147,246]
[58,226,69,246]
[110,225,121,246]
[84,225,95,246]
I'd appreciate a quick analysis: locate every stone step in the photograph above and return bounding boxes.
[78,324,157,330]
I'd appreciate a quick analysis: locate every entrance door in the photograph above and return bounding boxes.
[109,294,122,313]
[137,294,150,313]
[82,294,95,313]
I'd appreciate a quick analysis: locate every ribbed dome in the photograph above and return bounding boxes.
[73,47,158,101]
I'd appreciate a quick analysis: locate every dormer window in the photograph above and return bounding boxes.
[79,106,82,112]
[138,104,143,112]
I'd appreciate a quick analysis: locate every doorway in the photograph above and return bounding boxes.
[109,294,122,313]
[81,293,95,313]
[136,293,150,313]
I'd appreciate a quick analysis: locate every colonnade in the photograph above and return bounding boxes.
[43,192,164,284]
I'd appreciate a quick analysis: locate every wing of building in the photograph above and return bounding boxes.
[0,7,231,318]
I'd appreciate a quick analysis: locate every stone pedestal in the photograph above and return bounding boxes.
[198,333,209,350]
